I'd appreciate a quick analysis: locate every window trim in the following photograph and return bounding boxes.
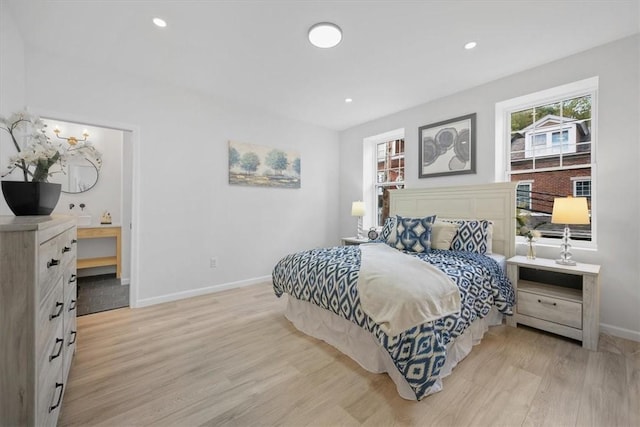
[516,181,533,210]
[572,176,592,198]
[495,77,598,249]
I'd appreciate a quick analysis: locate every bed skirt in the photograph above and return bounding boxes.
[284,295,503,400]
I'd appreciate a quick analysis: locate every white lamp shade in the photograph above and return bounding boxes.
[551,197,590,225]
[351,201,365,217]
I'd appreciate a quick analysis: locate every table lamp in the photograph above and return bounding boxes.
[351,201,365,239]
[551,196,590,266]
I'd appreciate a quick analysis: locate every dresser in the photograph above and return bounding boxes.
[0,216,78,426]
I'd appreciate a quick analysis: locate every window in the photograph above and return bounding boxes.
[495,77,597,244]
[375,139,405,226]
[516,181,532,210]
[573,177,591,198]
[363,129,405,228]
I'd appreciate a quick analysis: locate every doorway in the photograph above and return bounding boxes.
[43,118,134,315]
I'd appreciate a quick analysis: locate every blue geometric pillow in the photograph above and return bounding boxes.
[449,219,491,254]
[394,215,437,253]
[380,216,397,245]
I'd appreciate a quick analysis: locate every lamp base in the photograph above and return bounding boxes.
[356,217,364,239]
[555,258,577,266]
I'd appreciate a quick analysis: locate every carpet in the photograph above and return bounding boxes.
[77,274,129,316]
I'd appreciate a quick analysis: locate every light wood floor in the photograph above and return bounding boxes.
[60,282,639,427]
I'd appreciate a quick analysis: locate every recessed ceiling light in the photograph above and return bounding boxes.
[464,41,477,50]
[345,98,353,103]
[308,22,342,48]
[153,17,167,28]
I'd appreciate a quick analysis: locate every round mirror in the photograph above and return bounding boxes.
[49,158,100,193]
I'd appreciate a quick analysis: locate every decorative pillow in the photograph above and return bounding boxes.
[431,221,459,250]
[394,215,437,253]
[380,216,397,245]
[445,219,492,254]
[485,222,494,254]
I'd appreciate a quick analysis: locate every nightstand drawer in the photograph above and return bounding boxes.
[518,290,582,329]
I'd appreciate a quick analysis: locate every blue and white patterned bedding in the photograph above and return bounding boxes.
[272,244,514,400]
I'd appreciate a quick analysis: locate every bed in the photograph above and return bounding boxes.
[272,182,518,400]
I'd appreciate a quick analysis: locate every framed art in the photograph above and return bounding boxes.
[418,113,476,178]
[228,141,301,188]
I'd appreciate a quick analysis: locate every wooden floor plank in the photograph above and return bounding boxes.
[59,282,637,427]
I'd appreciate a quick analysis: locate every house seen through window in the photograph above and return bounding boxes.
[497,77,597,243]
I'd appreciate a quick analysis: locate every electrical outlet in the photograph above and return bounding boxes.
[210,257,218,268]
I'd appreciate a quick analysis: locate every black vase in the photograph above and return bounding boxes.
[1,181,62,216]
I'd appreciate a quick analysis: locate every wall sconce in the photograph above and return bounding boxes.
[351,201,365,239]
[53,126,89,146]
[551,196,590,266]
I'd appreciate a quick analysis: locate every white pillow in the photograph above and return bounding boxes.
[431,221,459,250]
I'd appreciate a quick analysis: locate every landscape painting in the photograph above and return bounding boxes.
[228,141,301,188]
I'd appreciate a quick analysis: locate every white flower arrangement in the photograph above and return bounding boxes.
[516,212,542,242]
[1,110,102,182]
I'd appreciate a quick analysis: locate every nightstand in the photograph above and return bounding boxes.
[506,255,601,351]
[341,237,371,246]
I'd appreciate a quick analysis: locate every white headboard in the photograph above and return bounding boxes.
[389,182,518,258]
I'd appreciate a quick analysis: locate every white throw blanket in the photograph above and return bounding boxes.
[358,243,461,336]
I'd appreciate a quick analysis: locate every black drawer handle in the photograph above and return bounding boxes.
[69,274,77,284]
[68,330,77,346]
[537,299,557,307]
[68,299,77,311]
[49,382,64,412]
[62,246,71,253]
[49,338,64,361]
[71,239,77,244]
[47,258,60,268]
[50,302,64,320]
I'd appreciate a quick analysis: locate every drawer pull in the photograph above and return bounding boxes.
[47,258,60,268]
[49,382,64,412]
[69,274,77,284]
[71,239,77,244]
[62,246,71,253]
[68,330,77,346]
[49,338,64,361]
[537,299,558,307]
[50,302,64,320]
[69,299,77,311]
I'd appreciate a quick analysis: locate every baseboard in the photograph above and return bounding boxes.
[133,275,271,308]
[600,323,640,343]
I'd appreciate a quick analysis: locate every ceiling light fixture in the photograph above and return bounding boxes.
[308,22,342,48]
[464,41,477,50]
[345,98,353,103]
[153,17,167,28]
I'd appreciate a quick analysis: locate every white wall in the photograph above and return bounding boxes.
[339,35,640,341]
[23,47,340,306]
[0,3,26,190]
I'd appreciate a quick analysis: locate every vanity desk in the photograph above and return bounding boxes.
[77,224,121,278]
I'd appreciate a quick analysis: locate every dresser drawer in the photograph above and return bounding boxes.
[37,276,65,366]
[59,227,77,269]
[518,290,582,329]
[39,237,64,303]
[36,363,64,427]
